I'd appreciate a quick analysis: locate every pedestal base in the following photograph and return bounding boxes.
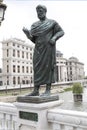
[17,94,59,103]
[15,99,63,130]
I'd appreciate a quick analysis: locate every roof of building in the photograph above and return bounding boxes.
[2,37,34,48]
[69,56,79,62]
[68,56,84,65]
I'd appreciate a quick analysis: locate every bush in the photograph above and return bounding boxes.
[64,87,72,92]
[72,83,83,94]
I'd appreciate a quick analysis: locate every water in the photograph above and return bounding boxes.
[58,88,87,112]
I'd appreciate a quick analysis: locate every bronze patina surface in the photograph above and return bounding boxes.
[17,94,59,103]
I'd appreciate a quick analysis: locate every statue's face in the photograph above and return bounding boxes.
[37,8,46,20]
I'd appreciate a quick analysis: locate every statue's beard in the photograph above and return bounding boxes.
[38,15,46,20]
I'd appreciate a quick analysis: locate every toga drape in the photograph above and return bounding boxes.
[30,18,63,86]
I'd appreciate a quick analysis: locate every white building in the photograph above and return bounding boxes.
[2,38,34,88]
[67,57,85,81]
[56,52,85,82]
[56,50,67,82]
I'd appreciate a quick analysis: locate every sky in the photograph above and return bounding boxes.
[0,0,87,75]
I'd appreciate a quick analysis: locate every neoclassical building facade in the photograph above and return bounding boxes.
[56,50,67,82]
[66,57,85,81]
[2,38,34,88]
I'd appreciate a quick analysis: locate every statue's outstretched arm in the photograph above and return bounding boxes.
[22,27,35,43]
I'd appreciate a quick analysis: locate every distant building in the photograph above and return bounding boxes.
[2,38,34,88]
[56,50,67,82]
[67,57,85,81]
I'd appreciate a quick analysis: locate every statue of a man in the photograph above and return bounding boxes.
[23,5,64,96]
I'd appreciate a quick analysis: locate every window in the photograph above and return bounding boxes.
[70,62,72,65]
[17,66,20,73]
[7,80,9,85]
[22,66,24,73]
[7,65,9,73]
[17,45,20,48]
[13,49,15,57]
[26,52,28,59]
[30,67,32,73]
[30,53,32,60]
[13,43,15,46]
[26,80,29,84]
[30,77,33,83]
[17,50,20,57]
[70,67,72,70]
[13,76,16,85]
[26,47,28,50]
[26,66,28,73]
[22,80,25,84]
[30,48,32,51]
[18,77,20,84]
[7,76,9,85]
[70,71,72,75]
[13,65,16,72]
[22,51,24,58]
[7,49,9,57]
[22,46,24,49]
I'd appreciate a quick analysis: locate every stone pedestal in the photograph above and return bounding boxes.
[15,99,63,130]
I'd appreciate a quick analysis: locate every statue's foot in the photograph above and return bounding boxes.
[26,91,39,96]
[41,91,51,96]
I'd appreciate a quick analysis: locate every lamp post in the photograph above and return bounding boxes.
[0,0,7,25]
[4,83,7,94]
[20,78,22,93]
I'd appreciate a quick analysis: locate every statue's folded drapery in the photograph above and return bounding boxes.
[30,18,63,86]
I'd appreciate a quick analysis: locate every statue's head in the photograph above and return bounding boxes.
[36,5,47,20]
[36,5,47,12]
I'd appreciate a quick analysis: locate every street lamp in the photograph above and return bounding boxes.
[0,0,7,25]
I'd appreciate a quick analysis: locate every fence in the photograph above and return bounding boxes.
[48,108,87,130]
[0,102,17,130]
[0,102,87,130]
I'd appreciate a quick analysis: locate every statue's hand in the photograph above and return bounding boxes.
[49,39,55,46]
[22,27,32,40]
[22,27,29,35]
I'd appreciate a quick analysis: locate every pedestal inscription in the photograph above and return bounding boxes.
[19,111,38,122]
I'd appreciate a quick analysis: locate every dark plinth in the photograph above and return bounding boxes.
[17,94,59,103]
[73,94,83,102]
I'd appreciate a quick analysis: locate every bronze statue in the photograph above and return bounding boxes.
[23,5,64,96]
